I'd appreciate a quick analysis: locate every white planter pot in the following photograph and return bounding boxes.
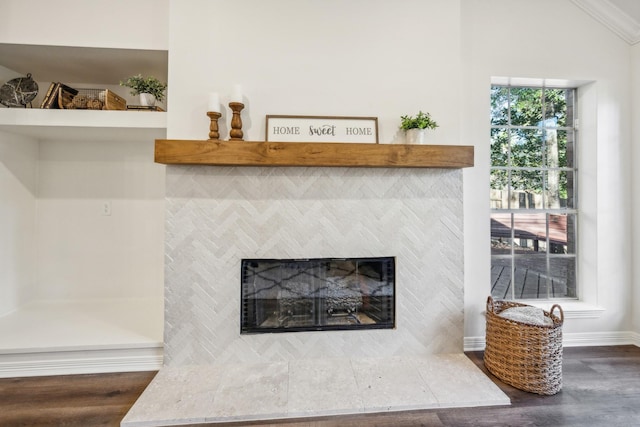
[406,128,429,144]
[139,93,156,106]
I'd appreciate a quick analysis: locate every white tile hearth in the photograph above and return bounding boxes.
[121,354,509,426]
[351,357,438,411]
[287,358,363,417]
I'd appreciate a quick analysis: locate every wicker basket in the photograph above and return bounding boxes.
[484,296,564,395]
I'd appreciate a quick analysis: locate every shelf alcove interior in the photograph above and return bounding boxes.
[0,128,165,376]
[0,119,166,376]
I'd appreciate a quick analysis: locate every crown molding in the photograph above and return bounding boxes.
[573,0,640,45]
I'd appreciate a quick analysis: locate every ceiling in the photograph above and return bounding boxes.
[610,0,640,22]
[573,0,640,44]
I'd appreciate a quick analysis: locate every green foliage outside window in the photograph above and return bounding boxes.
[490,87,572,202]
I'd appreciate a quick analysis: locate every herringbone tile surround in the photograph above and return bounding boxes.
[164,166,464,366]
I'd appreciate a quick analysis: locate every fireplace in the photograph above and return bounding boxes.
[241,257,395,333]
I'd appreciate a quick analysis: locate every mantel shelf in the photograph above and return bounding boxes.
[154,140,474,168]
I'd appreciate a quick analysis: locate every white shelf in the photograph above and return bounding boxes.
[0,298,163,352]
[0,109,167,141]
[0,42,168,141]
[0,298,164,377]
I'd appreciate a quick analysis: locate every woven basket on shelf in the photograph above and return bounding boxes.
[484,296,564,395]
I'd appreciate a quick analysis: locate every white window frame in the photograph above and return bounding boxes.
[490,77,603,317]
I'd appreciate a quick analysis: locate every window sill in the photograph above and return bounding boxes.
[521,300,605,319]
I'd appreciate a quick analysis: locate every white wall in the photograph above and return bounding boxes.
[461,0,633,339]
[35,139,165,300]
[0,68,36,314]
[0,134,165,305]
[0,131,38,315]
[632,43,640,335]
[167,0,462,142]
[0,0,169,50]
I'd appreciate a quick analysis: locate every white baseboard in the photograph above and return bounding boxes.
[0,345,163,378]
[464,331,640,352]
[561,331,638,347]
[1,332,637,377]
[463,336,487,351]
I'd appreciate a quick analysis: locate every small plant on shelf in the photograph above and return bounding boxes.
[400,111,438,144]
[400,111,439,130]
[120,74,167,102]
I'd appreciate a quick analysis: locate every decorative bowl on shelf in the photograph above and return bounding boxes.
[0,73,39,108]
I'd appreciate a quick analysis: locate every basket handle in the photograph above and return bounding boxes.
[550,304,564,324]
[486,296,495,314]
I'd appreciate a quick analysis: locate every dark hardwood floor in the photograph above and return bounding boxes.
[0,370,156,427]
[1,346,639,427]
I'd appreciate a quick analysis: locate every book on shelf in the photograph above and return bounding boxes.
[41,82,78,109]
[40,82,59,108]
[39,82,57,108]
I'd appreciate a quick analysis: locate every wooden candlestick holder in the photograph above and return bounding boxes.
[206,111,222,140]
[229,102,244,141]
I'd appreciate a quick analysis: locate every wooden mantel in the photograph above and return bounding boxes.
[154,140,474,168]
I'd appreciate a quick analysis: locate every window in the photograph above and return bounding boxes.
[490,85,577,300]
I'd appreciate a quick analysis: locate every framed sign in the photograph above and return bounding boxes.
[266,115,378,143]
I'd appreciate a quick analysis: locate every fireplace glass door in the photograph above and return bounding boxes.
[241,257,395,333]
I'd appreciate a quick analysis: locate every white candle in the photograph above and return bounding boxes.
[208,92,220,112]
[231,84,243,103]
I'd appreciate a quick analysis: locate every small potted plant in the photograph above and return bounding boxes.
[120,74,167,106]
[400,110,439,144]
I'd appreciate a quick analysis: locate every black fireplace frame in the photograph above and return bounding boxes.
[240,257,396,334]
